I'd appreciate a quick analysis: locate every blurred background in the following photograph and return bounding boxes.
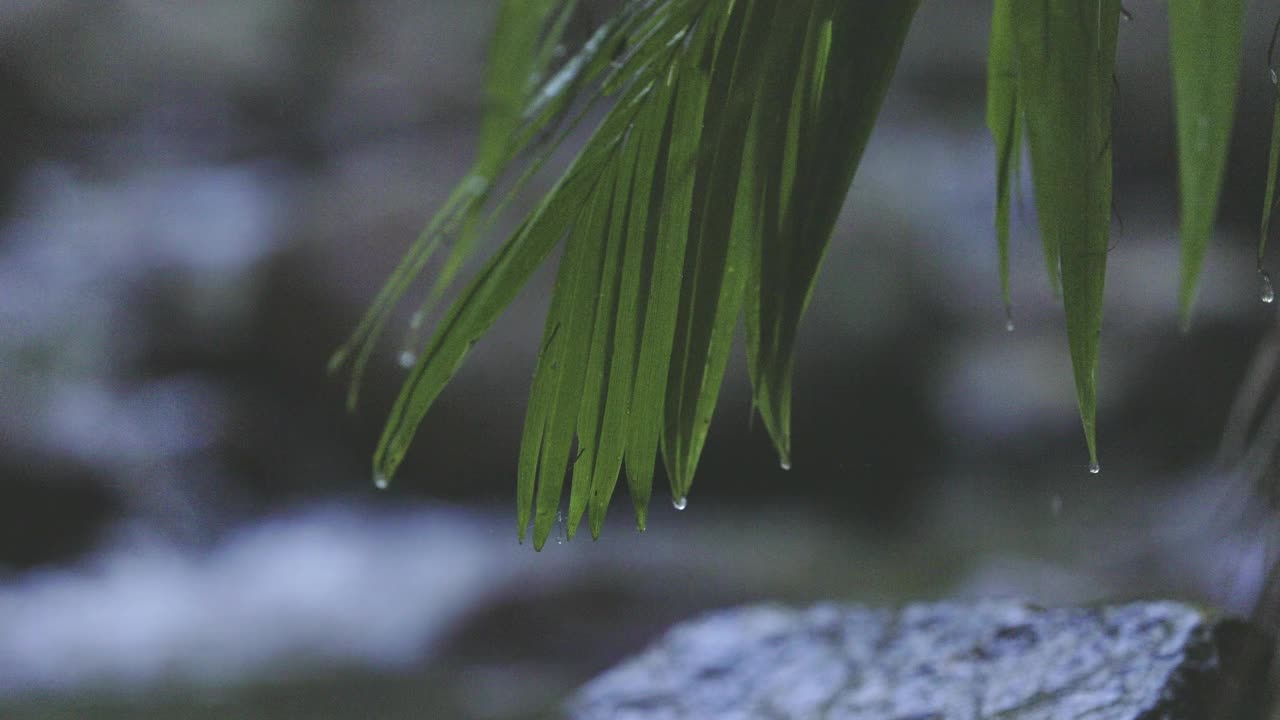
[2,0,1279,717]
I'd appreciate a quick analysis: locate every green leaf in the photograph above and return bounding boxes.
[367,1,717,545]
[343,0,1265,542]
[1169,0,1245,325]
[525,163,618,549]
[623,34,710,530]
[330,0,576,410]
[343,0,926,539]
[377,148,617,506]
[479,1,575,177]
[565,163,625,538]
[659,0,769,501]
[1265,94,1280,267]
[356,1,685,497]
[987,0,1023,317]
[574,141,640,539]
[583,78,676,537]
[1010,0,1122,468]
[1262,24,1280,269]
[397,4,629,353]
[744,0,919,466]
[327,177,486,412]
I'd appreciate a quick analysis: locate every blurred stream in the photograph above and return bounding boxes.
[2,1,1279,717]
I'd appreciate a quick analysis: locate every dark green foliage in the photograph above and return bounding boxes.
[1169,0,1245,325]
[1263,20,1280,270]
[334,0,1272,546]
[996,0,1122,468]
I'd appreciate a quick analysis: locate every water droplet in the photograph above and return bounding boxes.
[409,311,425,330]
[373,472,389,490]
[1004,318,1015,333]
[398,351,417,368]
[1088,462,1100,475]
[780,459,792,471]
[672,496,687,511]
[1260,269,1275,304]
[1050,494,1062,516]
[1272,68,1278,86]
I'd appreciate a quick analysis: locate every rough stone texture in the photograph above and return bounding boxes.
[567,600,1267,720]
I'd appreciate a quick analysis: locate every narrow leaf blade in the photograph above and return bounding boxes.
[1169,0,1246,325]
[1012,0,1122,467]
[1262,83,1280,266]
[746,0,920,466]
[987,0,1021,319]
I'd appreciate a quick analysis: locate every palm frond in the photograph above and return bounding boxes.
[342,0,1271,544]
[332,0,920,548]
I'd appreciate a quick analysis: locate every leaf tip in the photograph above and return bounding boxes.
[1082,424,1099,475]
[517,508,531,545]
[1177,252,1204,332]
[344,370,368,412]
[1176,301,1195,335]
[326,347,349,377]
[567,506,585,541]
[627,489,649,531]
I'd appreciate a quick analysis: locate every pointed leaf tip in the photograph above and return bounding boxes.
[1169,0,1245,326]
[1262,55,1280,267]
[1009,0,1120,465]
[744,0,920,479]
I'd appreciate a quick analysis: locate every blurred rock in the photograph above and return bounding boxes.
[568,600,1267,720]
[0,156,290,563]
[0,503,896,702]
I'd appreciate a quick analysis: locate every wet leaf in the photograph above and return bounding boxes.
[1262,23,1280,267]
[525,164,617,549]
[987,0,1024,313]
[1169,0,1245,324]
[659,0,765,500]
[743,0,919,468]
[1010,0,1122,468]
[341,0,921,540]
[339,0,1256,541]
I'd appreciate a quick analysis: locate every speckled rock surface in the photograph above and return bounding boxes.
[566,600,1265,720]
